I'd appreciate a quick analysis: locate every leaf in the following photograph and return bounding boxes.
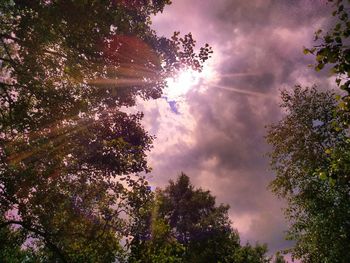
[329,178,336,187]
[319,171,327,180]
[315,63,324,71]
[325,148,332,154]
[316,54,324,62]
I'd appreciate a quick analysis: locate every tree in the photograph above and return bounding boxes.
[304,0,350,188]
[130,173,270,263]
[157,173,240,263]
[128,190,185,263]
[266,86,350,262]
[0,214,37,262]
[266,1,350,262]
[272,252,287,263]
[0,0,212,261]
[234,243,270,263]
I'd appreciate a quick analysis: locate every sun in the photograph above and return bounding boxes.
[164,70,201,100]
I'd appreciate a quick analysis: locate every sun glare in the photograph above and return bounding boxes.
[164,70,200,100]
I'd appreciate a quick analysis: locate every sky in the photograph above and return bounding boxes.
[136,0,336,257]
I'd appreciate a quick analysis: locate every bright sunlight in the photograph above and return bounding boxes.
[164,70,201,100]
[164,62,217,101]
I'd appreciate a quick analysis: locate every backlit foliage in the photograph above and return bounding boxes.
[0,0,212,261]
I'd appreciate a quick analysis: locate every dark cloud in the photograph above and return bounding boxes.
[214,0,330,29]
[142,0,336,255]
[218,73,275,93]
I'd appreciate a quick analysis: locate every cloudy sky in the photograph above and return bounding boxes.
[137,0,336,256]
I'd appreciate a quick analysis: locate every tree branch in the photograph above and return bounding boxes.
[0,220,68,263]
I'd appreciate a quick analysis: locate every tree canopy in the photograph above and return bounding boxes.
[266,87,350,262]
[0,0,212,261]
[129,173,270,263]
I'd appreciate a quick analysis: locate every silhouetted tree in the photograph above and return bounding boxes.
[158,174,239,262]
[130,173,270,263]
[0,1,212,261]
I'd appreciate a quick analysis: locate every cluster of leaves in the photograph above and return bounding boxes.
[304,0,350,125]
[306,0,350,187]
[304,0,350,89]
[266,87,350,262]
[129,174,271,263]
[0,0,213,262]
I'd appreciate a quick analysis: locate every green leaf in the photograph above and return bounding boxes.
[315,63,324,71]
[319,171,327,180]
[316,54,324,62]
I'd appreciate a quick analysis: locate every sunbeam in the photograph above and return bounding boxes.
[210,84,271,98]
